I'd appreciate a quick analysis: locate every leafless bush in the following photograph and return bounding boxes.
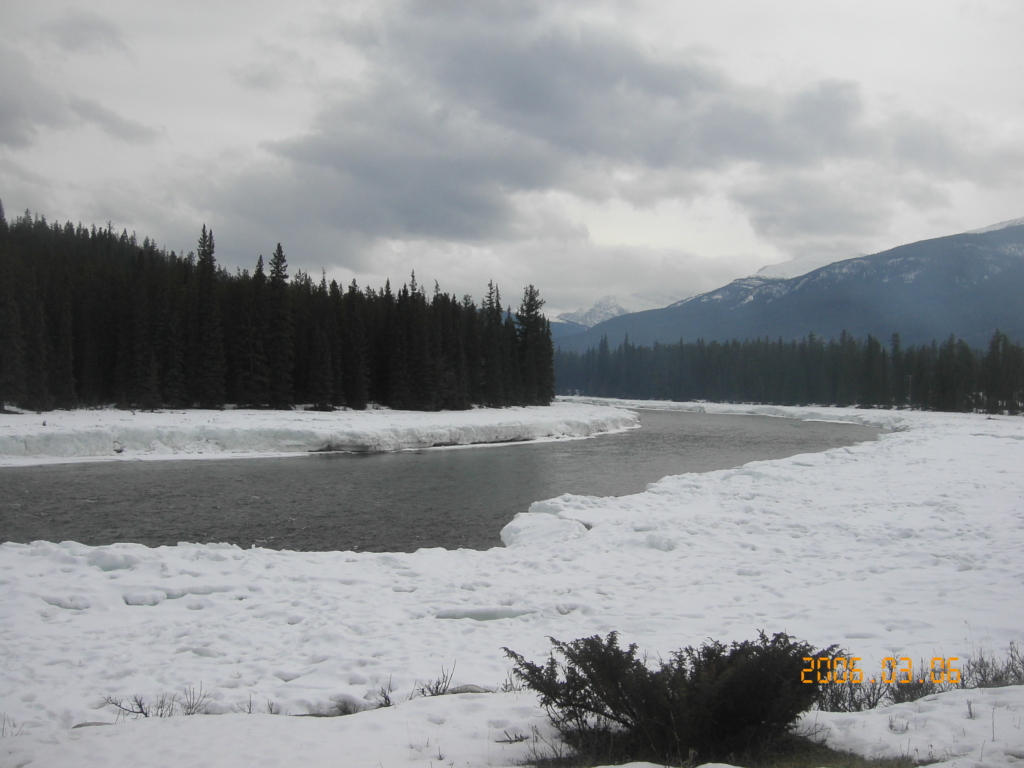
[886,658,955,705]
[104,684,210,720]
[961,641,1024,688]
[817,677,889,712]
[499,670,526,693]
[888,715,909,733]
[818,643,1024,713]
[375,676,395,708]
[103,693,178,721]
[332,699,365,716]
[180,684,211,716]
[416,663,456,697]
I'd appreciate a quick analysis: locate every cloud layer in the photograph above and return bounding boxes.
[2,1,1023,311]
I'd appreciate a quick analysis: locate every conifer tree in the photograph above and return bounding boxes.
[23,284,52,411]
[516,285,553,405]
[49,282,77,408]
[234,262,270,405]
[0,256,26,408]
[308,327,333,408]
[503,306,524,405]
[138,352,163,410]
[480,282,506,406]
[266,243,294,407]
[460,294,480,403]
[341,280,369,409]
[194,225,226,406]
[161,305,187,407]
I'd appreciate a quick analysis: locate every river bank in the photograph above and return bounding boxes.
[0,401,639,466]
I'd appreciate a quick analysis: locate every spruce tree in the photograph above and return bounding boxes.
[328,280,346,406]
[0,260,26,408]
[23,285,52,411]
[341,280,369,409]
[503,306,524,405]
[49,283,77,407]
[266,243,294,407]
[480,282,506,406]
[983,330,1013,413]
[161,305,187,407]
[194,225,226,407]
[308,328,333,408]
[516,285,553,405]
[234,262,270,405]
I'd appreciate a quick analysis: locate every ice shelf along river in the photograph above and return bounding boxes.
[0,409,878,552]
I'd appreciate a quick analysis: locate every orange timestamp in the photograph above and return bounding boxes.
[801,656,962,685]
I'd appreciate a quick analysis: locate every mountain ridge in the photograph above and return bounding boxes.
[557,222,1024,352]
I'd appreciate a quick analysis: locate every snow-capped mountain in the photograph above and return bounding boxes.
[966,216,1024,234]
[755,251,858,280]
[557,220,1024,351]
[557,293,682,328]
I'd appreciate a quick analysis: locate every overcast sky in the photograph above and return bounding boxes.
[2,0,1023,315]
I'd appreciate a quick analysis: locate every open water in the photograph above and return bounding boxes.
[0,409,877,552]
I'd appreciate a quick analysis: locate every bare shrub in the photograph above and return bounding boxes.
[103,693,178,721]
[499,670,526,693]
[962,641,1024,688]
[375,676,395,708]
[416,663,456,697]
[180,684,211,716]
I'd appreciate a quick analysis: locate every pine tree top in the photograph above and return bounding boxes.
[270,243,288,283]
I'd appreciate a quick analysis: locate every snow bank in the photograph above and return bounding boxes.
[0,402,639,466]
[2,400,1023,767]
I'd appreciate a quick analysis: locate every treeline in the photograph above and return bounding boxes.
[556,330,1024,414]
[0,205,555,411]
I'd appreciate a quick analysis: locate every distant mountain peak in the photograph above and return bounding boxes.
[966,216,1024,234]
[557,292,682,328]
[754,252,861,280]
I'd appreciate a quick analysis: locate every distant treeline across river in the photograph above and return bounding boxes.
[556,331,1024,414]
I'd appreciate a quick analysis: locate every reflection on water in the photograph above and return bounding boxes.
[0,410,877,552]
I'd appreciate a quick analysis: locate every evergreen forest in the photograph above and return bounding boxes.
[0,205,555,412]
[556,330,1024,414]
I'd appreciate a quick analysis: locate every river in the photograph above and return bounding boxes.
[0,409,877,552]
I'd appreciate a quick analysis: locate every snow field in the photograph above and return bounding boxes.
[0,401,640,466]
[1,400,1023,766]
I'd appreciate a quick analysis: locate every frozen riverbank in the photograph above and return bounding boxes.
[2,401,1023,767]
[0,402,639,466]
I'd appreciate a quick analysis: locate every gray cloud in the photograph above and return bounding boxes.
[233,44,310,92]
[0,44,70,147]
[41,10,129,55]
[0,42,157,148]
[69,97,159,144]
[735,172,893,242]
[234,64,289,92]
[200,0,1022,265]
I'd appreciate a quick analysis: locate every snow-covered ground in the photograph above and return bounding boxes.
[0,402,639,467]
[2,399,1023,767]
